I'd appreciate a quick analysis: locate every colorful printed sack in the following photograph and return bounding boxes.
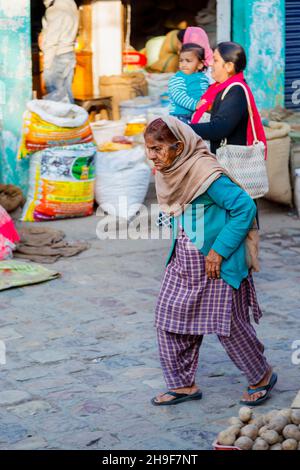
[21,143,96,222]
[18,100,94,159]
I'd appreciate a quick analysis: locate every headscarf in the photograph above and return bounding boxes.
[191,71,267,159]
[183,27,214,67]
[153,116,235,217]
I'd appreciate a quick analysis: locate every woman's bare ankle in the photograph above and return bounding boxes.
[171,385,199,394]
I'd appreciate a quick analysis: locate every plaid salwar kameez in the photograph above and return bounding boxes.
[155,228,270,388]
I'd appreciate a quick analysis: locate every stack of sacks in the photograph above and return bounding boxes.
[18,100,94,159]
[18,100,97,222]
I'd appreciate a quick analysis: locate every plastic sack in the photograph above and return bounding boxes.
[0,261,60,291]
[95,146,151,220]
[18,100,94,159]
[145,36,166,66]
[119,96,160,120]
[145,72,174,97]
[21,143,96,222]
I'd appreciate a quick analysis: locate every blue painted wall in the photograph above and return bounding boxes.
[232,0,285,111]
[0,1,32,192]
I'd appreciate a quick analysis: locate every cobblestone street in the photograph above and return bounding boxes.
[0,186,299,450]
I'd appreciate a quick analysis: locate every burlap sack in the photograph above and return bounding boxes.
[99,73,148,120]
[0,185,25,213]
[264,121,292,206]
[146,30,179,73]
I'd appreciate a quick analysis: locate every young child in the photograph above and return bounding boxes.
[168,43,209,124]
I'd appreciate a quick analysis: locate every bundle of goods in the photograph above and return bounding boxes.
[95,145,151,220]
[0,184,25,213]
[18,100,93,159]
[146,30,179,73]
[0,205,20,261]
[21,143,96,222]
[145,72,174,99]
[14,226,90,264]
[99,73,148,120]
[263,121,292,206]
[214,407,300,450]
[119,96,160,121]
[120,96,169,123]
[145,36,166,68]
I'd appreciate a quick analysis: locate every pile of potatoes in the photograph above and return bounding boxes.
[217,407,300,450]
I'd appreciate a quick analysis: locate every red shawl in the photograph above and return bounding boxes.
[191,72,267,159]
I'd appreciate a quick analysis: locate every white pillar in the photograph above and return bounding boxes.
[92,1,123,95]
[217,0,232,43]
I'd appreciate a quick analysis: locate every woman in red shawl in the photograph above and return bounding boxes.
[190,42,267,157]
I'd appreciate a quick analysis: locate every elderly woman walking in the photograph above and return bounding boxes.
[145,116,276,407]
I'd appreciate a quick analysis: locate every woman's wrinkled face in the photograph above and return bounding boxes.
[145,135,183,171]
[211,49,235,83]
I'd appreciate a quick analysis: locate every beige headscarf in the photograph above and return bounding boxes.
[154,116,234,216]
[152,116,260,272]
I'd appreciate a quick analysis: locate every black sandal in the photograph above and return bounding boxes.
[151,390,203,406]
[240,372,277,407]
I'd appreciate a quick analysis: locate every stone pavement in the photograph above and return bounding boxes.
[0,187,299,450]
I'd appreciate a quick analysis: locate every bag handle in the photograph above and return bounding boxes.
[221,82,259,144]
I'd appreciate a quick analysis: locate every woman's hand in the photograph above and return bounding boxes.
[205,249,223,279]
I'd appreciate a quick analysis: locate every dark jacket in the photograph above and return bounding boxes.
[190,85,248,154]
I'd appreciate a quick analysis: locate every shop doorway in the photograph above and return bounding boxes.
[30,0,217,99]
[130,0,217,51]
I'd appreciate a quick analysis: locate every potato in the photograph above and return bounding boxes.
[291,410,300,425]
[298,441,300,451]
[282,438,298,451]
[240,424,259,440]
[227,425,242,437]
[218,431,236,446]
[249,415,265,429]
[278,408,292,423]
[264,410,279,424]
[252,438,269,450]
[239,407,253,423]
[235,436,253,450]
[228,417,243,427]
[258,425,269,437]
[282,424,300,441]
[268,415,289,433]
[270,443,282,450]
[260,430,280,445]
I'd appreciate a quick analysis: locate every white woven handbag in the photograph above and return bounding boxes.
[216,82,269,199]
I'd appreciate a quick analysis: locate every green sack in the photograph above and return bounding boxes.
[0,261,60,291]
